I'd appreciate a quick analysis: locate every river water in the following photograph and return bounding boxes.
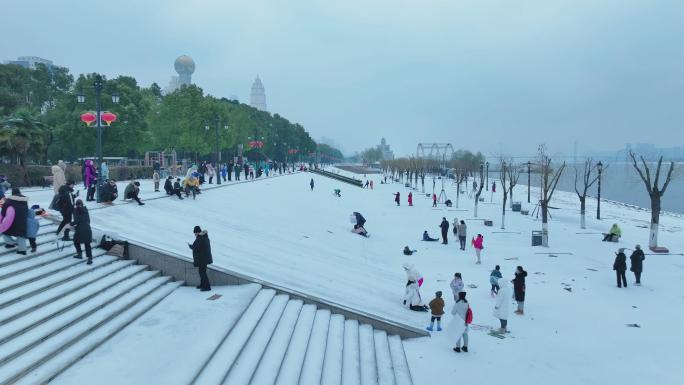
[525,162,683,214]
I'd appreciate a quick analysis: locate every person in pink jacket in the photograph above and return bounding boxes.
[472,234,484,264]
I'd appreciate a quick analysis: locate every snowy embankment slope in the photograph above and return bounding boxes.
[24,169,684,384]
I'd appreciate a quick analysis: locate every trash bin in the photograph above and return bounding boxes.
[484,220,493,227]
[512,202,521,212]
[532,231,543,246]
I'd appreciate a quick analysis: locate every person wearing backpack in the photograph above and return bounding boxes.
[55,181,76,241]
[451,291,472,352]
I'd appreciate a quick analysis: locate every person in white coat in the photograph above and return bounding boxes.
[403,263,427,311]
[450,272,464,301]
[493,277,512,333]
[51,161,66,195]
[451,291,470,352]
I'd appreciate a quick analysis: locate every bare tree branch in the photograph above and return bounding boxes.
[659,161,676,196]
[629,151,652,194]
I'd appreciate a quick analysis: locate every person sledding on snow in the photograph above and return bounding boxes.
[350,211,368,237]
[403,246,417,255]
[403,263,428,312]
[427,291,445,331]
[603,223,622,242]
[422,230,438,242]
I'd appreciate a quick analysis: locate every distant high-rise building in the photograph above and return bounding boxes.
[378,138,394,160]
[250,75,267,111]
[5,56,54,70]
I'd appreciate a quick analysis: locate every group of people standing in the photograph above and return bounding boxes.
[613,245,645,287]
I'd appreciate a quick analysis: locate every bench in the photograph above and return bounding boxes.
[602,233,620,242]
[43,176,54,188]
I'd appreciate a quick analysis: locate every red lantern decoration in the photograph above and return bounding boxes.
[80,112,96,126]
[101,111,117,126]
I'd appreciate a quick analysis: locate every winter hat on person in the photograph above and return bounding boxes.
[67,180,75,186]
[635,244,641,250]
[618,248,625,253]
[75,199,84,207]
[458,291,467,301]
[193,226,202,234]
[435,291,442,297]
[11,187,21,195]
[31,204,40,210]
[133,181,140,186]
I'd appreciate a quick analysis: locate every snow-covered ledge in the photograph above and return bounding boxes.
[125,238,429,340]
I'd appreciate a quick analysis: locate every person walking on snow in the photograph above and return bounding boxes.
[432,193,437,207]
[394,192,400,206]
[153,170,160,192]
[630,244,645,285]
[472,234,484,264]
[189,225,213,291]
[408,192,413,206]
[310,178,314,191]
[450,272,464,301]
[364,180,369,188]
[71,199,93,264]
[492,181,496,193]
[513,266,527,314]
[493,278,512,333]
[370,180,373,189]
[427,291,445,331]
[451,291,471,352]
[457,220,467,250]
[490,265,502,295]
[440,217,449,244]
[55,181,76,240]
[613,248,628,288]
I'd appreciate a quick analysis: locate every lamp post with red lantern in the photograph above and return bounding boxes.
[78,74,119,203]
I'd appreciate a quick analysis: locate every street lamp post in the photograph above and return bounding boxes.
[597,161,603,220]
[486,161,489,191]
[77,74,119,203]
[204,116,229,185]
[527,161,531,203]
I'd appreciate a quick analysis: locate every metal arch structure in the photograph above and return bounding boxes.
[416,143,455,161]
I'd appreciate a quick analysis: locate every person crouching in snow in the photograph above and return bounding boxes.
[427,291,445,331]
[124,181,145,206]
[493,278,512,333]
[403,263,427,311]
[451,291,471,352]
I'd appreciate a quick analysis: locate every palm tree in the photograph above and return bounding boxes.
[0,109,48,184]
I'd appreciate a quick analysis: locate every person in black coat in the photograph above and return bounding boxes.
[164,176,174,195]
[439,217,449,244]
[189,225,213,291]
[71,199,93,264]
[100,179,119,203]
[1,188,29,254]
[55,181,76,241]
[629,244,645,285]
[513,266,527,314]
[353,212,366,228]
[613,248,628,288]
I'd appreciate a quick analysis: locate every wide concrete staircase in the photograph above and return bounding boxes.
[0,221,416,385]
[190,287,414,385]
[0,220,182,385]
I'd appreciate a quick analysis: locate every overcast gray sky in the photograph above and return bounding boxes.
[2,0,683,157]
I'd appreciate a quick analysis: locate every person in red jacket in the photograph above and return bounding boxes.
[472,234,484,264]
[408,192,413,206]
[432,193,437,207]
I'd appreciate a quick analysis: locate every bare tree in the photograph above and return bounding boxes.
[538,146,566,247]
[506,162,522,208]
[629,151,676,248]
[573,158,601,229]
[473,166,485,217]
[455,169,466,208]
[499,159,510,229]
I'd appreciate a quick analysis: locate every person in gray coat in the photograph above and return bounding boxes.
[457,220,467,250]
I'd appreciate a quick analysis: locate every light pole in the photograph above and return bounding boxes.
[597,161,603,220]
[77,75,119,203]
[527,161,531,203]
[486,161,489,191]
[204,115,229,185]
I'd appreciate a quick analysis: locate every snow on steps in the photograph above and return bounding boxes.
[0,229,185,385]
[188,289,414,385]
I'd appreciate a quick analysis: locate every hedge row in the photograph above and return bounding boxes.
[0,164,155,187]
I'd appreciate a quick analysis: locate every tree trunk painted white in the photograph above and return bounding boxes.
[580,197,586,229]
[541,222,549,247]
[580,213,586,229]
[649,223,658,248]
[501,211,506,230]
[474,200,479,217]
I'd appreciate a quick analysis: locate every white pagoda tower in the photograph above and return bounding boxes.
[250,75,267,111]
